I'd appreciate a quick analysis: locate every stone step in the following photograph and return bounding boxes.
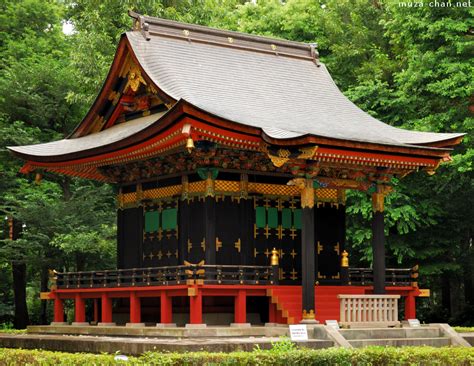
[340,327,441,340]
[348,337,451,348]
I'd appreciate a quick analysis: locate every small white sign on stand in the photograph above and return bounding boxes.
[325,320,340,330]
[408,319,421,327]
[289,324,308,341]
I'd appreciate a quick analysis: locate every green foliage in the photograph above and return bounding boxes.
[0,347,474,366]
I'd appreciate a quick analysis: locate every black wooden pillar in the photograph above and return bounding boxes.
[372,188,386,294]
[301,178,316,321]
[178,176,190,264]
[239,174,253,265]
[204,172,216,265]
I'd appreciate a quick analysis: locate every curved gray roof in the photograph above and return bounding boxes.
[126,20,462,148]
[8,112,165,158]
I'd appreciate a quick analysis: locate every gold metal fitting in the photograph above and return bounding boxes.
[271,247,279,266]
[186,137,195,153]
[341,250,349,267]
[302,309,315,319]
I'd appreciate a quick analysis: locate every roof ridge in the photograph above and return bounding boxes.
[128,11,320,63]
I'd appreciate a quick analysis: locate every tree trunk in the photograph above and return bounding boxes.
[12,261,29,329]
[39,266,49,324]
[441,274,451,316]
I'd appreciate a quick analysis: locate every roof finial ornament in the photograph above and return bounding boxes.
[128,10,150,41]
[309,43,321,67]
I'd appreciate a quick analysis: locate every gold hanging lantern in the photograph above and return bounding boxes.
[186,137,195,153]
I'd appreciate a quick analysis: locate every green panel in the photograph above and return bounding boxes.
[267,207,278,228]
[282,208,292,229]
[144,211,160,233]
[162,208,178,230]
[255,206,266,228]
[293,209,302,230]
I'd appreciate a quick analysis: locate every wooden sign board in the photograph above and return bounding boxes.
[289,324,308,341]
[418,289,430,297]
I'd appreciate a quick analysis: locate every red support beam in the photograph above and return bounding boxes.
[160,292,173,324]
[74,294,86,323]
[53,296,64,323]
[234,290,246,323]
[405,293,416,320]
[268,301,276,323]
[101,293,113,323]
[130,292,141,323]
[189,290,203,324]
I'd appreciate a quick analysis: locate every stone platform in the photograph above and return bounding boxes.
[0,325,333,354]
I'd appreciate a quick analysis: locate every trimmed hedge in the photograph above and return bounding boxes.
[455,327,474,333]
[0,347,473,366]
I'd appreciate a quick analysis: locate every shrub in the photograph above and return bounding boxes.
[0,346,473,366]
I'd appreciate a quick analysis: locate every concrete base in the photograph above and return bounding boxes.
[50,322,68,326]
[185,324,207,329]
[156,323,177,328]
[265,323,286,327]
[71,322,89,326]
[230,323,251,328]
[97,322,116,327]
[125,323,146,328]
[300,319,319,324]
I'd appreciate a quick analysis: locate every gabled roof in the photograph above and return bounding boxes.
[8,12,464,171]
[124,19,462,148]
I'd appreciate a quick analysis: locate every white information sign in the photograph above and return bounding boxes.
[289,324,308,341]
[325,320,340,330]
[408,319,421,327]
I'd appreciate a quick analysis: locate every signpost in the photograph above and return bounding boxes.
[289,324,308,341]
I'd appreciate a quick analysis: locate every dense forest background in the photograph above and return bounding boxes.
[0,0,472,328]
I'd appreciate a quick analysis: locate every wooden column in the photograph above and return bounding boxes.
[189,288,203,324]
[101,293,113,323]
[204,172,216,265]
[301,178,316,321]
[93,299,99,323]
[239,173,253,265]
[234,290,247,324]
[129,292,141,323]
[74,294,86,323]
[178,175,190,264]
[161,292,173,324]
[405,293,416,320]
[372,187,386,294]
[53,296,64,323]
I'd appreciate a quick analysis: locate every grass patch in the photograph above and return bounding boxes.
[0,346,473,365]
[455,327,474,333]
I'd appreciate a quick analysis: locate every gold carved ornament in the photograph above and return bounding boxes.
[341,250,349,267]
[302,309,315,320]
[268,148,291,168]
[271,247,279,266]
[125,64,147,92]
